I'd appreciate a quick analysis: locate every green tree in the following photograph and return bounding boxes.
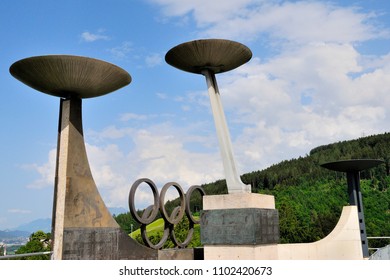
[14,230,52,260]
[114,212,139,234]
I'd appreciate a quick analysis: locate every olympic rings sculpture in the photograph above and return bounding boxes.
[129,178,206,249]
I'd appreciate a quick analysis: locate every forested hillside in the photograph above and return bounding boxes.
[203,132,390,248]
[116,132,390,251]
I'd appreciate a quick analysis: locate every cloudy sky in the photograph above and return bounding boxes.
[1,0,389,229]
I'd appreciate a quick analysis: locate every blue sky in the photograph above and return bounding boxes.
[1,0,390,229]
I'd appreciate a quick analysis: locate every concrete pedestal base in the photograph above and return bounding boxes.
[201,208,279,245]
[202,193,279,259]
[62,228,157,260]
[158,248,204,260]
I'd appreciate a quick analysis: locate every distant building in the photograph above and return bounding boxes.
[0,242,6,256]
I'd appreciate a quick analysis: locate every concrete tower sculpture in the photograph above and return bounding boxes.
[321,159,384,258]
[166,39,252,194]
[166,40,280,259]
[10,55,157,260]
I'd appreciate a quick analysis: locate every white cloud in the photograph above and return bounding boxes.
[109,41,133,59]
[8,209,32,214]
[80,31,110,42]
[120,113,150,122]
[149,0,387,44]
[149,0,390,150]
[27,120,222,209]
[87,126,136,142]
[156,92,168,99]
[176,9,385,175]
[88,123,222,208]
[145,53,163,67]
[0,217,7,227]
[23,149,57,189]
[148,0,254,23]
[217,41,390,173]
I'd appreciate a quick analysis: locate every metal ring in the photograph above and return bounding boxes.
[170,185,205,248]
[129,178,206,249]
[141,223,170,250]
[159,182,186,225]
[128,178,159,225]
[185,185,206,224]
[170,225,194,248]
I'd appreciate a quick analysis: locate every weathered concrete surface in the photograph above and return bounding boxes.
[9,55,131,98]
[204,193,275,210]
[63,228,157,260]
[201,208,279,245]
[165,39,252,74]
[202,193,279,259]
[52,98,156,259]
[158,248,204,260]
[369,245,390,260]
[277,206,363,259]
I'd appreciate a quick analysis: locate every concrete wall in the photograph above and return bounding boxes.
[277,206,363,260]
[369,245,390,260]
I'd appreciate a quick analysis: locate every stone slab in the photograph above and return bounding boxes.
[201,208,279,245]
[62,227,157,260]
[158,248,204,260]
[203,193,275,210]
[369,245,390,260]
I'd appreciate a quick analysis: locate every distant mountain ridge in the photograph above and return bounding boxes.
[0,229,30,239]
[1,207,128,235]
[12,218,52,233]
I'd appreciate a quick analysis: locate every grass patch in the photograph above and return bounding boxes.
[130,218,164,239]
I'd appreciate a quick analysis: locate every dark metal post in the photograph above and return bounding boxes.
[346,170,368,257]
[321,159,384,258]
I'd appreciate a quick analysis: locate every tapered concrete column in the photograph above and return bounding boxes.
[52,97,120,258]
[202,69,249,193]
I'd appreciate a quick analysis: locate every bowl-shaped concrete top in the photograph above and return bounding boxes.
[10,55,131,98]
[321,159,384,172]
[165,39,252,74]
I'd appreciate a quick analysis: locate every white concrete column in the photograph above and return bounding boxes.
[202,69,250,194]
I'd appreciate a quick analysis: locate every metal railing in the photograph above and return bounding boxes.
[0,238,387,259]
[368,237,390,252]
[0,251,53,260]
